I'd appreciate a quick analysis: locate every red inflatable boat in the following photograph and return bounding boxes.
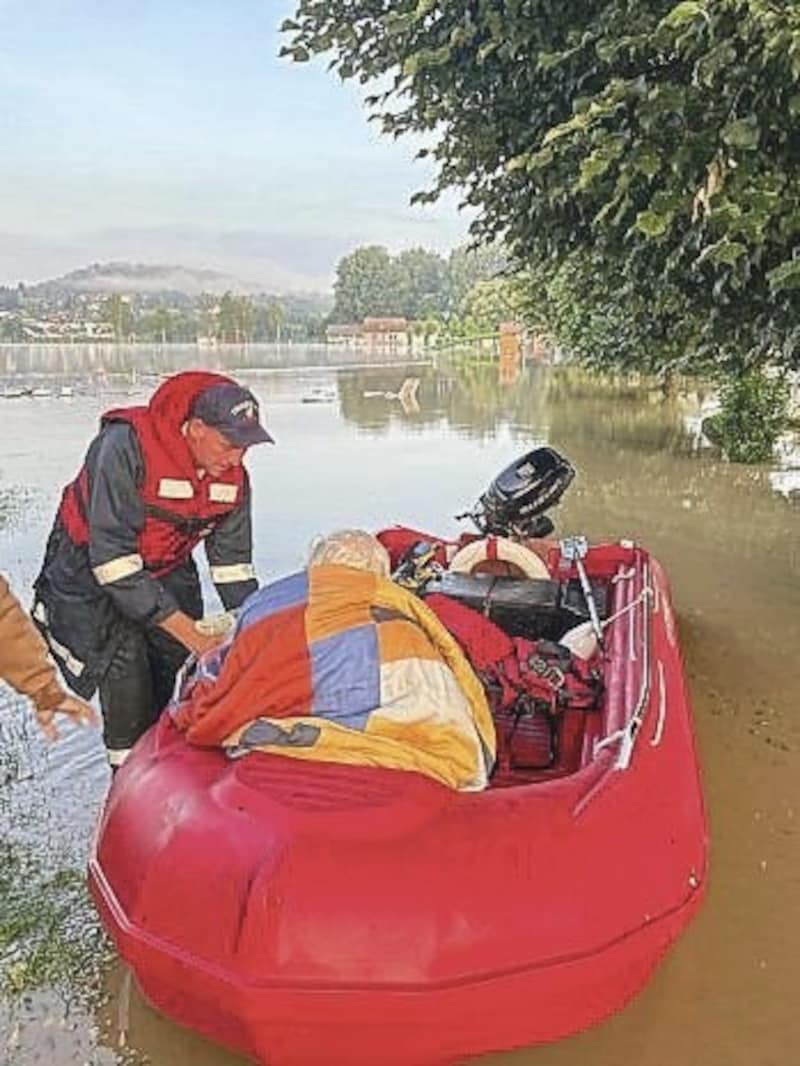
[88,527,708,1066]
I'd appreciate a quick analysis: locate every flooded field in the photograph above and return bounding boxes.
[1,344,798,1066]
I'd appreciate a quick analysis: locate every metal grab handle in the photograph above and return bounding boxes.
[560,535,605,650]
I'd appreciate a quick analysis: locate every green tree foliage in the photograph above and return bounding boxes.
[101,294,134,341]
[331,241,505,322]
[0,316,24,342]
[333,245,403,320]
[459,277,526,334]
[259,298,288,341]
[283,1,800,374]
[447,243,507,308]
[707,369,790,462]
[138,306,183,343]
[524,251,699,373]
[395,246,449,317]
[217,292,255,342]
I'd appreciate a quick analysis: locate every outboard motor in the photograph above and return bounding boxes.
[459,446,575,539]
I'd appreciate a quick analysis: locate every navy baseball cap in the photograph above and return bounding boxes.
[191,382,274,447]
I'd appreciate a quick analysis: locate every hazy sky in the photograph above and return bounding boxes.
[0,0,470,290]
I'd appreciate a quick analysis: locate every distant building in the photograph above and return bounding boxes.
[325,323,363,350]
[361,317,410,354]
[326,317,415,354]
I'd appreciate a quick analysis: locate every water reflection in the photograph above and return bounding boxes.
[337,360,552,439]
[0,346,798,1066]
[0,341,429,384]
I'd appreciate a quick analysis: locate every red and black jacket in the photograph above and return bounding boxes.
[61,371,246,577]
[47,371,258,629]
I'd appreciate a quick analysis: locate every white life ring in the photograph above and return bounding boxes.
[448,536,550,579]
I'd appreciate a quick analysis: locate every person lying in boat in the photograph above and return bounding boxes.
[172,530,495,791]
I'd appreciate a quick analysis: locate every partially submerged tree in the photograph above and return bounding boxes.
[283,1,800,454]
[705,370,790,462]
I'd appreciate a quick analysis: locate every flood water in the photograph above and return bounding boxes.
[1,344,798,1066]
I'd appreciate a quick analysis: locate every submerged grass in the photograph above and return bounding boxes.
[0,840,111,998]
[0,711,147,1064]
[0,714,112,1004]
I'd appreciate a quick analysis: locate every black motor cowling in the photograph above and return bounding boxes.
[464,447,575,539]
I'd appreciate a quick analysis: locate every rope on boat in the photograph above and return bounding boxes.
[650,659,667,747]
[592,562,654,770]
[600,586,653,631]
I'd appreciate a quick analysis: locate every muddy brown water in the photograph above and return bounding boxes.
[1,347,798,1066]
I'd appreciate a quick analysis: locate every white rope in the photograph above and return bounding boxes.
[600,585,653,629]
[610,566,636,584]
[650,660,667,747]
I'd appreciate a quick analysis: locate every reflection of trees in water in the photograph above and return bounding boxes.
[543,367,692,456]
[337,362,796,557]
[521,371,781,550]
[336,366,441,433]
[558,436,800,588]
[336,362,695,451]
[0,344,430,382]
[548,406,798,578]
[545,367,660,403]
[547,390,692,457]
[337,361,552,439]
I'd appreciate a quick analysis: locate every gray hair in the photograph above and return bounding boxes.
[307,529,390,577]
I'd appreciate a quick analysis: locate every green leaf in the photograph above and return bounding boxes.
[722,116,760,150]
[505,154,530,173]
[541,113,585,146]
[634,151,661,178]
[694,42,736,87]
[767,259,800,292]
[537,50,565,72]
[635,210,671,237]
[595,40,614,63]
[577,137,626,190]
[658,2,705,31]
[697,239,747,266]
[525,147,554,171]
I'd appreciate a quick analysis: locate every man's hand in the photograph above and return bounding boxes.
[191,629,226,658]
[36,695,99,741]
[195,611,236,638]
[159,610,226,658]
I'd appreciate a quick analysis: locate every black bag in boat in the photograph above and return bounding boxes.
[425,572,608,641]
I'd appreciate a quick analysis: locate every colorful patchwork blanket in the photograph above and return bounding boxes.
[172,564,496,791]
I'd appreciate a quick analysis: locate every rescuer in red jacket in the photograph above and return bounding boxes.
[32,370,273,769]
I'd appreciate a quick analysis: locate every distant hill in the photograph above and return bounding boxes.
[31,261,317,298]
